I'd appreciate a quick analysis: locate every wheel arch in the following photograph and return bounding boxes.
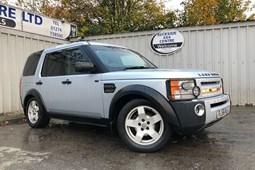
[109,85,181,129]
[23,89,47,115]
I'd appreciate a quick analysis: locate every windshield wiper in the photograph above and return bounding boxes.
[124,66,154,70]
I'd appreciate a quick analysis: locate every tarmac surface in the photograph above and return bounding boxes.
[0,106,254,170]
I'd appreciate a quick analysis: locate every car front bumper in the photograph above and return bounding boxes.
[170,94,231,135]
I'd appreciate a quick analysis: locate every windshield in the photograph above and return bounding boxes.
[89,45,156,72]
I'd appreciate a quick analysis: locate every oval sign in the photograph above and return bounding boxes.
[150,29,184,55]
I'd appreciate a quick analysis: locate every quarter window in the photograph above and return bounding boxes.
[23,51,42,76]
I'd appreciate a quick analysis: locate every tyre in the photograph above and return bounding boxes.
[117,99,172,152]
[25,97,50,128]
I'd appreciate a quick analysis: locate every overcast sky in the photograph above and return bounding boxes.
[163,0,183,10]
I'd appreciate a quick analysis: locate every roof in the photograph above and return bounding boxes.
[44,41,126,53]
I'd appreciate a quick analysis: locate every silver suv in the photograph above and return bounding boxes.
[20,42,231,152]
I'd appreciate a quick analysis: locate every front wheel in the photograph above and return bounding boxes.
[117,99,171,152]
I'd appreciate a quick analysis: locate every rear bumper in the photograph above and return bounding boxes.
[170,94,231,134]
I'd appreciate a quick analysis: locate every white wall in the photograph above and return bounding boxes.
[85,21,255,106]
[0,27,67,114]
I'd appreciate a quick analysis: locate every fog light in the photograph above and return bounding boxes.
[194,104,205,116]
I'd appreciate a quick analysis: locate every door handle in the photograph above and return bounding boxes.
[62,79,72,85]
[36,81,43,85]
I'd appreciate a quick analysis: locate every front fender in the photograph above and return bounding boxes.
[109,85,181,127]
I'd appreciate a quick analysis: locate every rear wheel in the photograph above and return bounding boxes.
[117,99,171,152]
[26,97,50,128]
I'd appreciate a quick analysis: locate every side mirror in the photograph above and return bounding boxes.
[75,62,95,72]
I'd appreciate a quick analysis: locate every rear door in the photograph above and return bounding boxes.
[36,46,103,118]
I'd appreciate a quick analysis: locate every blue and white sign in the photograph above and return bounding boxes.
[0,3,77,39]
[150,29,184,55]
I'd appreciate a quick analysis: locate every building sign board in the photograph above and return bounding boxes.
[0,3,77,39]
[150,29,184,55]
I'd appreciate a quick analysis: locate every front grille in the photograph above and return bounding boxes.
[211,100,228,108]
[196,78,223,98]
[201,81,219,85]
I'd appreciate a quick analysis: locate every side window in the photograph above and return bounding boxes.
[23,51,42,76]
[65,48,91,75]
[41,48,91,77]
[41,51,66,77]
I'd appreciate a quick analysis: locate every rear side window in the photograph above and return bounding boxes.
[41,48,91,77]
[23,51,42,76]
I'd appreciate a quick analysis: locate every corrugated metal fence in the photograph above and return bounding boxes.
[1,21,254,113]
[85,21,255,106]
[0,27,67,113]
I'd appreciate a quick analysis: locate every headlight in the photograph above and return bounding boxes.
[169,79,200,100]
